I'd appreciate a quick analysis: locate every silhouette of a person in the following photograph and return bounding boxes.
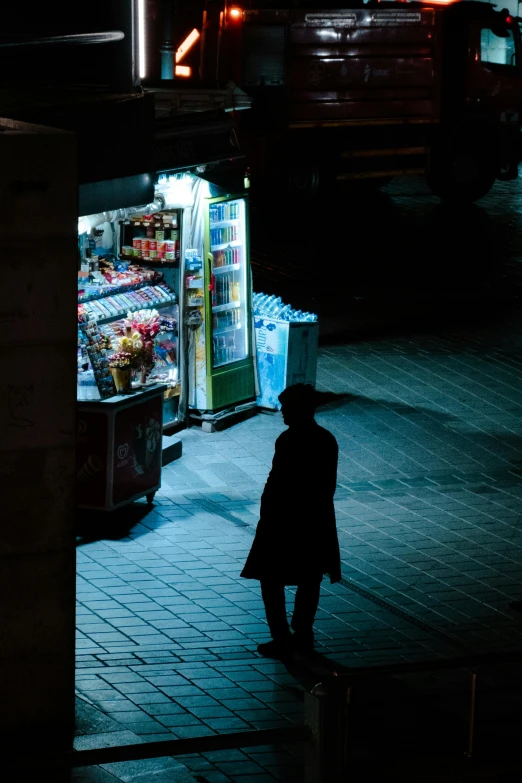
[241,383,341,659]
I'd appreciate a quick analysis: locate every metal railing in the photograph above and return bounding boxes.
[305,647,522,781]
[11,648,522,782]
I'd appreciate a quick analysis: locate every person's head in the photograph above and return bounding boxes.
[278,383,317,427]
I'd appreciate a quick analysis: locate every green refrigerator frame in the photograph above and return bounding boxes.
[202,192,255,411]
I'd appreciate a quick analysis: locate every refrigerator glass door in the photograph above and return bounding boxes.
[209,198,249,369]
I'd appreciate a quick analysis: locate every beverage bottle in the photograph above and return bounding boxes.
[267,297,281,316]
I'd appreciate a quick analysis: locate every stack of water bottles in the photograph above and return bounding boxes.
[253,293,317,322]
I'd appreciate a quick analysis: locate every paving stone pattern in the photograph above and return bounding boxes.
[76,314,522,781]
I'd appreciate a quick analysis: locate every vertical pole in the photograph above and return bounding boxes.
[340,685,352,775]
[216,10,224,83]
[465,671,477,758]
[160,0,176,80]
[305,681,351,783]
[304,687,325,783]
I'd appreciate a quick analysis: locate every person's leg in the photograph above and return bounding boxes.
[291,576,322,650]
[260,580,291,641]
[259,580,291,658]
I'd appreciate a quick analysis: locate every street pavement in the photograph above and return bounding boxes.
[74,177,522,782]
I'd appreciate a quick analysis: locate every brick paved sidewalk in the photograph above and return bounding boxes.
[75,312,522,782]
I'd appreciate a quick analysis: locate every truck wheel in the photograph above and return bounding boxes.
[287,162,321,201]
[427,128,497,203]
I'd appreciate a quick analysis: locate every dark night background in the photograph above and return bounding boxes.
[3,3,522,782]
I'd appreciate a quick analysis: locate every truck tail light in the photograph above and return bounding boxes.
[228,7,242,22]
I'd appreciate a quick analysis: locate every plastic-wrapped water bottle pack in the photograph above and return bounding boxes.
[252,293,317,322]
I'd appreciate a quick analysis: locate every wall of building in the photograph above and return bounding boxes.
[0,119,77,781]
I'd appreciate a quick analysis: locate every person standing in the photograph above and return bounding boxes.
[241,383,341,659]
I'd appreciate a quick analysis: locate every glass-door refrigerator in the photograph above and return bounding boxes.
[187,194,255,412]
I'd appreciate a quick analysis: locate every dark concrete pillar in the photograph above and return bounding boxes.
[0,119,77,781]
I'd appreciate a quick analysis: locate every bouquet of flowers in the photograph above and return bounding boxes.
[107,350,133,369]
[129,309,161,342]
[112,331,143,367]
[126,309,161,381]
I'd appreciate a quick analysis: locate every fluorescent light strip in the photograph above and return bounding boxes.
[138,0,146,79]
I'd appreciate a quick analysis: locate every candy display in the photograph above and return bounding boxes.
[78,284,176,324]
[78,261,161,301]
[78,320,116,399]
[78,205,184,432]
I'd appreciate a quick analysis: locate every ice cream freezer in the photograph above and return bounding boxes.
[76,384,166,510]
[254,316,319,410]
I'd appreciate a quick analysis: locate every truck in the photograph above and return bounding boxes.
[199,0,522,201]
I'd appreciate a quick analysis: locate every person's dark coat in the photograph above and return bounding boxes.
[241,420,341,585]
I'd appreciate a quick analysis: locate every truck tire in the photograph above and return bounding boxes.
[427,124,497,203]
[286,161,321,201]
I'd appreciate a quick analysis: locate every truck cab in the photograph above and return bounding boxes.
[201,1,522,201]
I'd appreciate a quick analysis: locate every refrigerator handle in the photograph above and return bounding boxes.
[207,253,215,296]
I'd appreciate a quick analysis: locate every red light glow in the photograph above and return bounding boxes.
[229,7,242,20]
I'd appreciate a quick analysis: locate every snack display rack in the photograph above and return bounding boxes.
[77,212,183,511]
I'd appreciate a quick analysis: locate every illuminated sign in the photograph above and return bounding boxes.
[175,65,191,78]
[175,29,200,63]
[305,13,357,28]
[371,12,423,24]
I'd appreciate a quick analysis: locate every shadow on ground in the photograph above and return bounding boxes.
[76,502,152,546]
